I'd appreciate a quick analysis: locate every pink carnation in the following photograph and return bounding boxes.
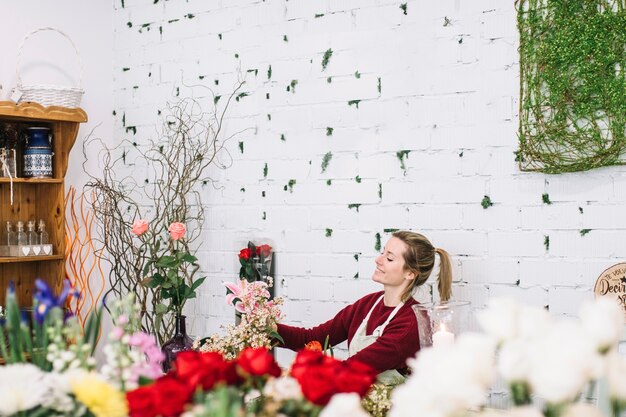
[131,219,149,236]
[168,222,186,241]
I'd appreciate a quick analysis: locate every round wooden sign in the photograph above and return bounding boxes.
[594,263,626,316]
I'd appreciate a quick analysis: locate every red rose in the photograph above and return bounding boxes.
[127,385,157,417]
[256,244,272,258]
[172,350,205,387]
[237,347,281,377]
[297,365,338,406]
[152,376,194,417]
[335,360,377,397]
[239,248,251,261]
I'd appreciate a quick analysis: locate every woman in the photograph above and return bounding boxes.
[277,231,452,384]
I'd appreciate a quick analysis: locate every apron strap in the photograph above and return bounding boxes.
[372,298,405,337]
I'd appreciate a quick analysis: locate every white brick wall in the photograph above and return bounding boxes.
[110,0,626,349]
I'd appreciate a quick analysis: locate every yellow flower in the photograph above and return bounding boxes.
[71,372,128,417]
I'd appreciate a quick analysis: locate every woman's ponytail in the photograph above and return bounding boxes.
[435,248,452,301]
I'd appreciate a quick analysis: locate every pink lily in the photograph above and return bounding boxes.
[224,280,247,313]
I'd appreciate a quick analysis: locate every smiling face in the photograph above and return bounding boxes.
[372,237,416,288]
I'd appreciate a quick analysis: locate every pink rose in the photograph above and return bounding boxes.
[131,219,149,236]
[168,222,186,241]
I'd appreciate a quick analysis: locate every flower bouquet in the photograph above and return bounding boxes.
[239,241,274,287]
[125,346,377,417]
[196,278,284,360]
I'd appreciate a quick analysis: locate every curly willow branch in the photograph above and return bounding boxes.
[82,81,246,345]
[516,0,626,173]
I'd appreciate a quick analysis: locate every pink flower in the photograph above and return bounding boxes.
[110,326,124,340]
[131,219,149,236]
[168,222,186,241]
[224,280,246,313]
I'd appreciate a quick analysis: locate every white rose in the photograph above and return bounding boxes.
[498,340,532,382]
[580,297,624,353]
[561,403,604,417]
[262,376,302,401]
[527,320,602,403]
[320,393,370,417]
[477,298,520,343]
[607,351,626,400]
[508,406,545,417]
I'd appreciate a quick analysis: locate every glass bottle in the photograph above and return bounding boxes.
[27,220,38,245]
[38,219,49,245]
[6,221,16,246]
[16,221,27,246]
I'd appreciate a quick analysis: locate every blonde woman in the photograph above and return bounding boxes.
[277,231,452,384]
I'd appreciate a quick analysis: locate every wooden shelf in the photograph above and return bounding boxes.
[0,101,87,123]
[0,255,63,264]
[0,103,86,306]
[0,177,63,184]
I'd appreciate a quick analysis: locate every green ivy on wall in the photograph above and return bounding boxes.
[517,0,625,173]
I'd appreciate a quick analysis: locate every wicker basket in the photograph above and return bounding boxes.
[14,27,84,108]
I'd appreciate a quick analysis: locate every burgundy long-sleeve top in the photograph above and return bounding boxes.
[277,291,420,373]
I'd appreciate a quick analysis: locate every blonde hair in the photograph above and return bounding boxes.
[392,231,453,302]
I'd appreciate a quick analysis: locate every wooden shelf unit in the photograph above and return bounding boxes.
[0,101,87,306]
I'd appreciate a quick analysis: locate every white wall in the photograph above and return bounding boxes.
[108,0,626,361]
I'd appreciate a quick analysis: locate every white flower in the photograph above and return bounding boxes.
[561,403,604,417]
[527,320,603,404]
[392,333,495,417]
[477,298,520,343]
[498,340,532,382]
[580,297,624,353]
[0,364,54,414]
[508,406,545,417]
[320,393,370,417]
[607,351,626,400]
[262,376,302,401]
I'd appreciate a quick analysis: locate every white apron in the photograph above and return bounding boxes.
[348,295,407,386]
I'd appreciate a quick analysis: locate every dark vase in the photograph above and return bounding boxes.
[161,314,194,372]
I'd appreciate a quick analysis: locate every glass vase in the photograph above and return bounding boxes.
[161,314,193,372]
[413,300,471,349]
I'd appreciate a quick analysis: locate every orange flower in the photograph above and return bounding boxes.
[304,340,323,352]
[168,222,186,241]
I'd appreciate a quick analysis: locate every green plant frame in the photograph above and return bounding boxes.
[517,0,625,173]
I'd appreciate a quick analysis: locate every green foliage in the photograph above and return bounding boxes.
[235,92,249,102]
[263,163,268,178]
[289,79,298,93]
[517,0,626,173]
[348,99,361,108]
[322,48,333,70]
[348,203,361,212]
[481,195,493,209]
[544,235,550,251]
[384,228,399,233]
[325,228,333,237]
[238,141,244,154]
[375,233,382,251]
[378,183,382,199]
[283,35,288,42]
[542,193,552,204]
[326,127,334,136]
[396,150,410,172]
[580,228,592,236]
[377,77,382,94]
[355,175,362,183]
[267,65,272,80]
[400,3,407,14]
[321,151,333,173]
[285,179,296,192]
[326,179,332,185]
[355,70,361,79]
[214,95,221,105]
[280,134,286,141]
[327,76,332,83]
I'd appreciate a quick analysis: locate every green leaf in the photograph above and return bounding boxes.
[155,303,168,314]
[269,331,284,344]
[191,277,206,291]
[181,253,197,263]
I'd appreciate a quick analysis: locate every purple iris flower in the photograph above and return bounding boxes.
[33,279,78,324]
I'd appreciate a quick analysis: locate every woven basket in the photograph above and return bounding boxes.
[15,27,84,108]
